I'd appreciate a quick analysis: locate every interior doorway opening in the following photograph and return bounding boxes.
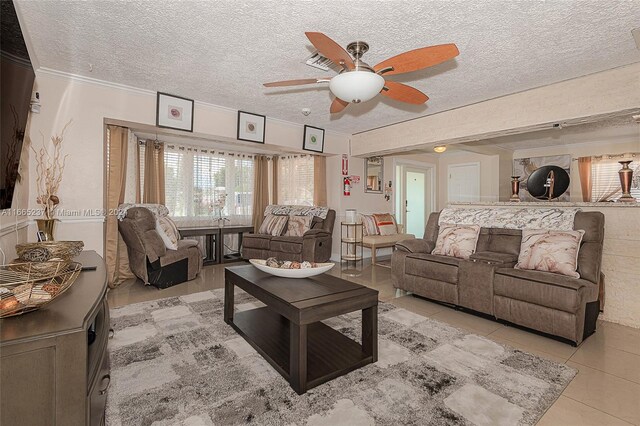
[395,161,435,237]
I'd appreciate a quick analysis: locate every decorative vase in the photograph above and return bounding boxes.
[618,160,636,203]
[36,218,57,241]
[510,176,521,202]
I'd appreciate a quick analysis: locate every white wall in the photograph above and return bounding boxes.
[328,152,438,260]
[0,70,351,258]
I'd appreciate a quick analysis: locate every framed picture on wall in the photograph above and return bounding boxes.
[156,92,194,132]
[302,125,324,153]
[237,111,266,143]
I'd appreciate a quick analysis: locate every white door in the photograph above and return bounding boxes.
[448,163,480,203]
[401,167,433,236]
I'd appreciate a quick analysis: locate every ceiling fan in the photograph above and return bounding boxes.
[263,32,459,114]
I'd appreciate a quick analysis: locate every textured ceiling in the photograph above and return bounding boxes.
[15,0,640,134]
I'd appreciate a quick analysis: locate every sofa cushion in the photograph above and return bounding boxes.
[395,238,433,253]
[156,216,179,250]
[361,214,379,236]
[469,251,518,265]
[270,236,303,254]
[515,229,584,278]
[405,253,460,284]
[372,213,397,236]
[494,268,597,313]
[259,214,289,236]
[285,215,312,237]
[431,224,481,260]
[243,234,272,250]
[363,233,414,247]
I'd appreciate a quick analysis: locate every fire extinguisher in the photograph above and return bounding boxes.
[343,176,351,196]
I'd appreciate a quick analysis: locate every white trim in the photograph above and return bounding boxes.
[36,68,351,140]
[0,219,30,237]
[393,159,436,226]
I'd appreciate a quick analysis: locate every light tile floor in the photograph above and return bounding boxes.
[108,259,640,425]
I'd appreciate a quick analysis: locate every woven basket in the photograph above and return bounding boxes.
[0,261,82,318]
[16,241,84,262]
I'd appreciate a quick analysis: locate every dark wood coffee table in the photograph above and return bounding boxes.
[224,265,378,394]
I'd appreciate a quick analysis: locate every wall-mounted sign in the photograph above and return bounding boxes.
[342,154,349,175]
[349,175,361,184]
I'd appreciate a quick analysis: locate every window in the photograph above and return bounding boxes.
[591,158,640,202]
[140,143,254,223]
[591,159,640,201]
[277,155,314,205]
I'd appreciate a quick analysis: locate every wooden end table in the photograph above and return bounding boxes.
[224,265,378,394]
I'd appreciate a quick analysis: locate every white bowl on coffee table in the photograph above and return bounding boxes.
[249,259,335,278]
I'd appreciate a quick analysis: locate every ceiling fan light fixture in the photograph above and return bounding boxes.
[329,71,385,103]
[433,145,447,153]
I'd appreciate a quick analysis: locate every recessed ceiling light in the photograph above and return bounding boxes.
[433,145,447,153]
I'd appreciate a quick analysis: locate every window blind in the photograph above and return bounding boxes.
[277,155,314,205]
[591,160,640,202]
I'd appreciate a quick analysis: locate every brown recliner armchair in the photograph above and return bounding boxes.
[242,209,336,262]
[118,207,202,289]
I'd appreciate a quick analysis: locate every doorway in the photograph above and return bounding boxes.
[447,162,480,203]
[395,162,435,237]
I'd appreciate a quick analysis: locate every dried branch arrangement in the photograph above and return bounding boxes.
[31,120,72,219]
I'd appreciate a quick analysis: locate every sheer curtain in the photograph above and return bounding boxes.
[160,144,254,226]
[277,154,314,205]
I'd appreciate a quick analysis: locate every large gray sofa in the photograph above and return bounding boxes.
[391,210,604,345]
[242,209,336,263]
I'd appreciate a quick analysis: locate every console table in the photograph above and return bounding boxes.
[178,225,254,265]
[179,226,220,265]
[0,251,110,426]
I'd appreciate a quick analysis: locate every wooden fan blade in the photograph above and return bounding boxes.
[263,78,323,87]
[380,81,429,104]
[330,97,349,113]
[374,44,459,76]
[306,32,354,70]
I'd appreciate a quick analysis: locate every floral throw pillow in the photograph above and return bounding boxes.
[373,213,398,236]
[258,214,289,236]
[431,223,481,259]
[285,215,313,237]
[156,216,179,250]
[515,229,584,278]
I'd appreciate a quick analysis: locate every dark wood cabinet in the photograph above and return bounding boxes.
[1,251,109,426]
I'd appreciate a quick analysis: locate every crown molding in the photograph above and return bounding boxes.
[36,68,351,139]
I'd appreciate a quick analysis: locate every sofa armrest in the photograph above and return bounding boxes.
[303,229,331,239]
[395,239,434,254]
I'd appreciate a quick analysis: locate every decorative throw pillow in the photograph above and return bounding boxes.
[431,223,481,259]
[373,213,398,236]
[258,214,288,236]
[285,215,313,237]
[156,216,179,250]
[515,229,584,278]
[361,214,378,236]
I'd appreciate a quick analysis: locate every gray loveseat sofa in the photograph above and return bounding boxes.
[242,209,336,263]
[391,210,604,345]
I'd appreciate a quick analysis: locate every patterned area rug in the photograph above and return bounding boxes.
[106,289,576,426]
